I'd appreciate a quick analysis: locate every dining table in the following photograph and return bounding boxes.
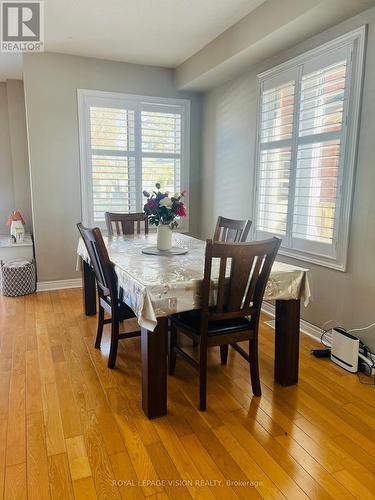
[77,232,311,419]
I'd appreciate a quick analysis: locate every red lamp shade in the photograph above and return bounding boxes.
[6,211,25,226]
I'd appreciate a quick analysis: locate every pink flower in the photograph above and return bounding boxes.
[176,202,186,217]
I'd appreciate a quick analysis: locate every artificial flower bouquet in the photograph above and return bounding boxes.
[143,183,187,229]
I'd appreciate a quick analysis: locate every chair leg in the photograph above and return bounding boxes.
[95,305,105,349]
[220,345,229,365]
[249,338,261,396]
[199,345,208,411]
[168,323,177,375]
[108,318,119,369]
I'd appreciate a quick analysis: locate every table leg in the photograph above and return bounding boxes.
[141,317,168,419]
[82,259,96,316]
[274,299,300,386]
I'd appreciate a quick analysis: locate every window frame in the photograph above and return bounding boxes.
[253,26,366,271]
[77,88,191,231]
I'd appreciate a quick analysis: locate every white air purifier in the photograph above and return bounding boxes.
[330,327,359,373]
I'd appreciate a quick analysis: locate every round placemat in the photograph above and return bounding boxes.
[142,246,188,256]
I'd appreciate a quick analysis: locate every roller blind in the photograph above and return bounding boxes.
[254,28,365,270]
[79,93,189,227]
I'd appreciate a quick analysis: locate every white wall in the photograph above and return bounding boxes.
[0,80,32,234]
[0,83,14,234]
[7,80,33,231]
[200,7,375,349]
[23,52,202,282]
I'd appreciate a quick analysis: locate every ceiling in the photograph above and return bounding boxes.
[176,0,375,90]
[0,0,265,81]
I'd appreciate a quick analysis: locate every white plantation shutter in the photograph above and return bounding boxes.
[293,140,340,245]
[255,28,365,270]
[292,56,347,255]
[91,154,136,220]
[78,92,189,228]
[141,108,181,196]
[89,107,136,220]
[256,72,296,237]
[257,147,291,236]
[260,80,295,143]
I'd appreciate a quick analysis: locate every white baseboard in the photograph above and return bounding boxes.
[261,301,323,342]
[37,278,82,292]
[262,302,375,372]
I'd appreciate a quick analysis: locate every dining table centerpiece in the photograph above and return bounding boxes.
[143,183,187,251]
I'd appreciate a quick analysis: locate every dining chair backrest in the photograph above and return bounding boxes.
[105,212,149,236]
[200,237,281,329]
[77,223,117,299]
[213,216,252,242]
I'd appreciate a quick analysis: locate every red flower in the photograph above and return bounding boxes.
[176,202,186,217]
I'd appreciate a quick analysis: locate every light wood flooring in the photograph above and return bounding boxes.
[0,288,375,499]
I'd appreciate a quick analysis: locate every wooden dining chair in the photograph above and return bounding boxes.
[77,223,140,368]
[168,237,281,410]
[105,212,149,236]
[214,216,252,242]
[211,216,252,354]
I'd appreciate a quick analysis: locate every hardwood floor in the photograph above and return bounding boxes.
[0,289,374,499]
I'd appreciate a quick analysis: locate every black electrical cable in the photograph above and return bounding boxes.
[357,370,375,385]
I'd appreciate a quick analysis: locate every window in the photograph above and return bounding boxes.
[78,90,190,229]
[254,27,366,271]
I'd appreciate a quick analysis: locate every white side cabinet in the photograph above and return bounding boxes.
[0,234,34,263]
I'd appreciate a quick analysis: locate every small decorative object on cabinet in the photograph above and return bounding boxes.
[6,211,26,243]
[143,183,187,252]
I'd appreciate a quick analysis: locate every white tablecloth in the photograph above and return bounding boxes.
[77,233,311,331]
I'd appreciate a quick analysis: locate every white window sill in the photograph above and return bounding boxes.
[278,247,346,272]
